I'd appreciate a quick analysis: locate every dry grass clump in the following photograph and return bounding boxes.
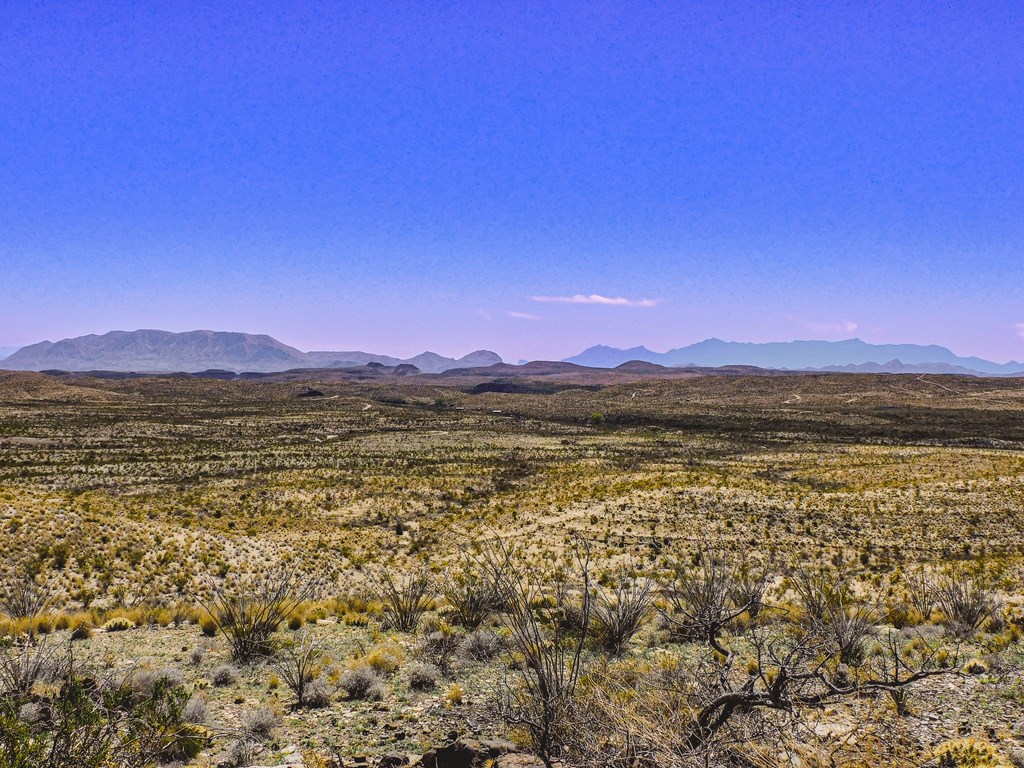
[362,642,405,676]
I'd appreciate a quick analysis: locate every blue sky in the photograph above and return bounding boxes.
[2,1,1022,362]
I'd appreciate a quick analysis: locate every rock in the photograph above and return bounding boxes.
[281,744,303,764]
[377,755,411,767]
[419,738,520,768]
[480,740,518,756]
[419,743,473,768]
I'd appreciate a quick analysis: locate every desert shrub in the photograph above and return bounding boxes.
[226,736,260,767]
[727,564,768,621]
[905,567,936,620]
[0,636,70,697]
[460,627,502,661]
[418,626,461,674]
[272,631,324,708]
[241,705,278,739]
[887,603,924,629]
[189,643,208,666]
[339,665,385,700]
[372,566,434,632]
[544,540,960,766]
[443,682,465,706]
[407,661,440,691]
[303,677,333,708]
[661,548,764,656]
[182,695,208,724]
[130,667,187,698]
[480,535,593,767]
[0,670,208,767]
[194,562,318,662]
[933,571,1000,638]
[0,572,50,621]
[556,598,590,635]
[888,686,913,717]
[212,664,238,686]
[963,657,989,675]
[442,568,502,628]
[793,570,877,667]
[984,613,1007,634]
[591,578,652,655]
[133,684,213,761]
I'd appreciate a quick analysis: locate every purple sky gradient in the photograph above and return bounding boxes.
[2,2,1023,362]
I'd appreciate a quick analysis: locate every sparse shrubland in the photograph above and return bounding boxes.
[0,372,1023,765]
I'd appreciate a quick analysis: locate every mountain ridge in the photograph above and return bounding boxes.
[5,331,1022,377]
[563,338,1024,376]
[0,330,502,374]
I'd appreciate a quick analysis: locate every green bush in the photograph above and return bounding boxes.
[0,673,208,768]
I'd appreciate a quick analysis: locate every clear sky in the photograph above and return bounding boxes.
[1,1,1022,363]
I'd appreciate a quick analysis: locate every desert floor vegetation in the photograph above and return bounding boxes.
[1,370,1024,766]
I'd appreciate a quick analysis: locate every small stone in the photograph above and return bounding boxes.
[496,756,545,768]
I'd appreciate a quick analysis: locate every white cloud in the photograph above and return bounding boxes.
[530,293,659,308]
[507,311,541,321]
[806,320,859,336]
[1014,323,1024,340]
[786,314,859,336]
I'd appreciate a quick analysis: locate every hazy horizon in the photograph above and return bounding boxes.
[4,327,1024,368]
[3,3,1023,364]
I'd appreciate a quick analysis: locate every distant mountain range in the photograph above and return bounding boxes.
[4,331,1022,377]
[0,330,502,374]
[564,339,1024,376]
